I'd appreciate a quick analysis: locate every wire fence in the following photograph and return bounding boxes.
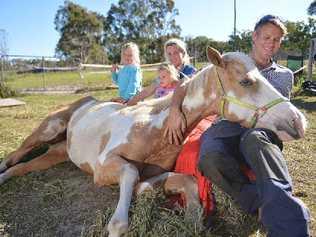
[0,54,163,93]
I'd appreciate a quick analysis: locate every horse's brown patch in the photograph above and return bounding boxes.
[67,131,72,151]
[80,162,93,175]
[99,132,111,155]
[94,155,129,186]
[223,59,259,98]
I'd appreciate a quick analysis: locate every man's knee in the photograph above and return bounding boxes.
[240,129,265,149]
[240,129,282,152]
[197,151,225,177]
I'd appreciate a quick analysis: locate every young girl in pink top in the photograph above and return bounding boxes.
[126,63,179,105]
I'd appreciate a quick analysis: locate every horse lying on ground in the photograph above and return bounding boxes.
[0,47,307,237]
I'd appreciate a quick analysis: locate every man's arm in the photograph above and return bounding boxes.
[163,81,187,145]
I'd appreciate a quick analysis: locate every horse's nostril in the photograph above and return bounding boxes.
[276,121,300,140]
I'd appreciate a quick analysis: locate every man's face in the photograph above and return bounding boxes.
[166,45,184,69]
[252,23,283,60]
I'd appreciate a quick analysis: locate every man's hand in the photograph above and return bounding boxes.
[164,107,187,145]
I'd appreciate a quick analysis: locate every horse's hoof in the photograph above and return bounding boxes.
[135,181,153,195]
[0,173,9,185]
[0,162,7,174]
[107,219,128,237]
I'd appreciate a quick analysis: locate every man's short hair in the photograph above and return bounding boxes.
[254,15,287,36]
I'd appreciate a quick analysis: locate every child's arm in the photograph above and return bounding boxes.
[126,83,157,106]
[111,64,119,84]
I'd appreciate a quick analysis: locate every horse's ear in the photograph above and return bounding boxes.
[206,47,225,68]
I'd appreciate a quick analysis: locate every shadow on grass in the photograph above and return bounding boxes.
[291,98,316,112]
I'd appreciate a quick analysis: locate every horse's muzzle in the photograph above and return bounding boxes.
[275,110,307,141]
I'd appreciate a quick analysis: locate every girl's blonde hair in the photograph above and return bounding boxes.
[164,38,190,65]
[158,63,179,82]
[120,42,140,65]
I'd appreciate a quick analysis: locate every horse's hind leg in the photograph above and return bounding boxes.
[136,172,201,212]
[0,141,68,185]
[0,96,95,173]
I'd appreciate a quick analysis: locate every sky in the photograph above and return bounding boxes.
[0,0,314,56]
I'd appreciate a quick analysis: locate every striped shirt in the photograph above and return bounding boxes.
[261,62,293,99]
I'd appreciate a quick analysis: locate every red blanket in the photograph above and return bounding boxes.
[174,115,217,215]
[172,116,256,215]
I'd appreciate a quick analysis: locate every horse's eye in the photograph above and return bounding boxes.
[239,79,253,87]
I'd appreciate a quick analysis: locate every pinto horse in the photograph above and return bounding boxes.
[0,47,306,237]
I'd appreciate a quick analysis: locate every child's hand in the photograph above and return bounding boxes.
[111,64,119,73]
[125,99,136,106]
[110,97,126,104]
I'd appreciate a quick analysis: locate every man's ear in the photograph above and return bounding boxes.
[206,47,225,68]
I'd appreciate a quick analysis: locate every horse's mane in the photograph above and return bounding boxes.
[185,64,215,99]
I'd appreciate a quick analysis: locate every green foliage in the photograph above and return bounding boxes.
[0,81,16,98]
[54,1,107,63]
[228,30,252,53]
[308,0,316,15]
[282,18,316,57]
[103,0,181,63]
[185,36,231,62]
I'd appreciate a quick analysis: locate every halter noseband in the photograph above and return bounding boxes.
[215,68,289,128]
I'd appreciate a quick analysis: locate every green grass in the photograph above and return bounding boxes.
[4,70,157,91]
[0,71,315,236]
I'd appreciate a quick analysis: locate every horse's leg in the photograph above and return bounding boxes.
[0,141,68,185]
[0,96,95,173]
[136,172,201,212]
[93,156,139,237]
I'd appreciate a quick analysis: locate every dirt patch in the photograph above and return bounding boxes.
[18,85,118,95]
[0,162,118,237]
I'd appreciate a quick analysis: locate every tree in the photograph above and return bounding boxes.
[228,30,252,53]
[308,0,316,15]
[185,36,230,62]
[185,36,211,63]
[282,18,316,58]
[103,0,181,63]
[54,1,107,63]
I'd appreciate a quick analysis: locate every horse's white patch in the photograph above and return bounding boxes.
[40,118,66,141]
[149,109,169,129]
[68,100,97,129]
[183,87,205,111]
[68,102,128,167]
[108,163,139,237]
[223,52,256,72]
[98,114,135,164]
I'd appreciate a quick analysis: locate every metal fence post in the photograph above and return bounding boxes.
[41,56,46,89]
[0,55,3,83]
[307,38,316,81]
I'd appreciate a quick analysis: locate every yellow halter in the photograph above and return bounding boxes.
[215,68,289,128]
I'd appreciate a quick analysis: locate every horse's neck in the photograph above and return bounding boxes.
[181,65,220,129]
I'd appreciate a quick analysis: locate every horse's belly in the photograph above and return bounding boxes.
[67,102,137,172]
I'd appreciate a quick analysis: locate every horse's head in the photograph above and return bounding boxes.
[207,47,307,141]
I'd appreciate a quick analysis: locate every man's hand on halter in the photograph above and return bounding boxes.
[164,107,187,145]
